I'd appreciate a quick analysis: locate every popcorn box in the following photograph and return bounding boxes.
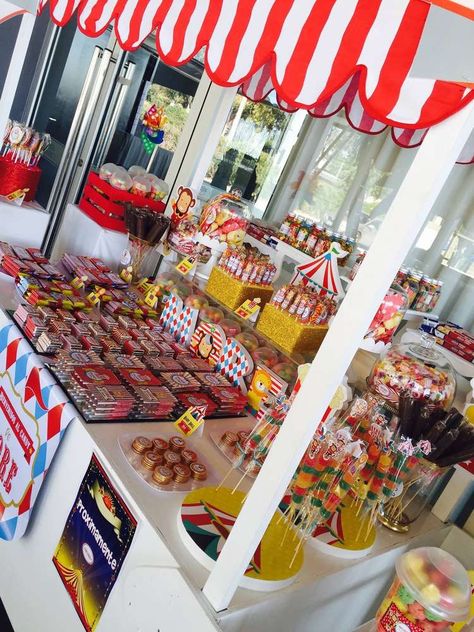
[256,302,328,356]
[206,266,274,311]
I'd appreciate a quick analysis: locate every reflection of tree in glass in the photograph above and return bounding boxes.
[141,85,193,152]
[205,95,290,199]
[298,127,361,222]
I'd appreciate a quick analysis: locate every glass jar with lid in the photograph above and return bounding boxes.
[367,336,456,411]
[363,282,408,347]
[198,193,250,247]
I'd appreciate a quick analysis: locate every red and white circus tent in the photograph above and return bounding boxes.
[1,0,473,161]
[293,243,346,296]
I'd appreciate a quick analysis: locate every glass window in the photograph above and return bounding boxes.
[262,113,473,330]
[102,51,204,180]
[198,92,306,218]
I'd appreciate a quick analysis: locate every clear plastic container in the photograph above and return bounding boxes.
[99,162,118,181]
[376,547,470,631]
[128,165,147,178]
[109,170,133,191]
[199,193,250,247]
[363,282,408,346]
[367,337,456,410]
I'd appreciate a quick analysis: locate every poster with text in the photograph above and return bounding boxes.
[0,317,76,540]
[53,454,137,632]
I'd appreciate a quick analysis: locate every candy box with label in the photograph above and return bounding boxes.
[206,267,274,311]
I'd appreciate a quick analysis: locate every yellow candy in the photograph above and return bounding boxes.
[464,404,474,425]
[392,597,408,613]
[378,598,391,616]
[420,583,441,604]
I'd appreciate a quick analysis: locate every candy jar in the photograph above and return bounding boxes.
[220,318,242,338]
[99,163,119,181]
[362,282,408,348]
[368,337,456,411]
[198,193,250,247]
[378,458,446,532]
[376,547,470,631]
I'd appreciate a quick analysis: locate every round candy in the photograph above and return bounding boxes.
[169,436,186,452]
[152,465,173,485]
[397,584,416,605]
[132,436,153,454]
[407,601,426,621]
[420,584,441,605]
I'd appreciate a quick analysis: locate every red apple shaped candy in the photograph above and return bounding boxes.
[220,318,242,337]
[235,332,259,353]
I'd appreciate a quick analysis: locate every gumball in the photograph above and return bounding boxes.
[184,294,209,310]
[235,332,259,353]
[428,568,450,591]
[397,584,416,605]
[420,584,441,605]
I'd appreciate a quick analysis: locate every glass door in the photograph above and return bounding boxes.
[29,21,115,209]
[30,25,208,255]
[89,38,205,180]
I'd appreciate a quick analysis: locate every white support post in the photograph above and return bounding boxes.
[0,11,35,135]
[164,72,237,209]
[202,101,474,612]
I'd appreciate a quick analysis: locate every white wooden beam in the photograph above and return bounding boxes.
[202,100,474,612]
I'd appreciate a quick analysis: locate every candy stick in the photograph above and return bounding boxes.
[424,420,447,444]
[427,427,460,461]
[436,446,474,468]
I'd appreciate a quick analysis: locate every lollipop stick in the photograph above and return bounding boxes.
[216,465,236,491]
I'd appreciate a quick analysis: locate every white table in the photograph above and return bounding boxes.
[0,198,50,248]
[0,287,469,632]
[52,203,161,275]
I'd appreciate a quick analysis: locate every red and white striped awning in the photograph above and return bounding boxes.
[2,0,473,161]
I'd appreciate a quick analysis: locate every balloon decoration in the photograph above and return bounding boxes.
[141,106,166,155]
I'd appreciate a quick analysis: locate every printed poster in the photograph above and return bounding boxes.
[0,318,76,541]
[53,454,137,632]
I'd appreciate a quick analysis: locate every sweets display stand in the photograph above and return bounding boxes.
[79,172,166,234]
[256,302,328,357]
[177,486,304,592]
[119,432,218,493]
[310,501,376,560]
[0,290,464,632]
[206,266,274,311]
[401,328,474,379]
